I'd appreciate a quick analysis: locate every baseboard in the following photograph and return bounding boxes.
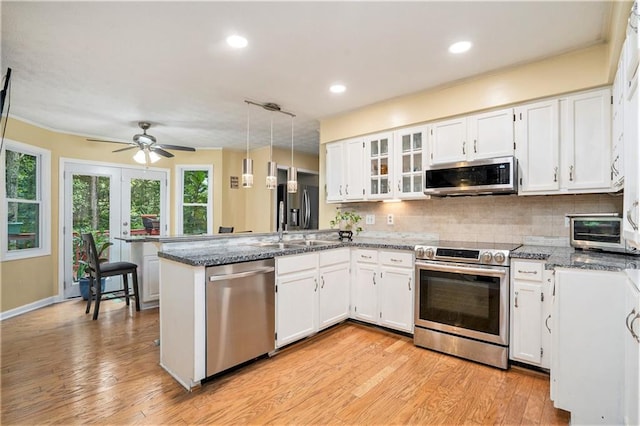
[0,296,58,321]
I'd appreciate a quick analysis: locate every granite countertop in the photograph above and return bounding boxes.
[513,245,639,272]
[157,231,435,267]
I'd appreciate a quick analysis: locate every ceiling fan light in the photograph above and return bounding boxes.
[148,150,161,163]
[133,149,147,164]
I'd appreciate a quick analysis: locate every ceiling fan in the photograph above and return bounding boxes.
[87,121,196,163]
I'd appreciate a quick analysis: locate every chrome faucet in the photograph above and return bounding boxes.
[278,201,285,242]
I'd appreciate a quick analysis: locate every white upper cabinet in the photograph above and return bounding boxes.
[325,138,366,203]
[515,100,560,193]
[394,125,429,199]
[430,108,514,165]
[560,88,612,192]
[517,88,612,195]
[365,132,393,200]
[612,47,625,191]
[624,62,640,248]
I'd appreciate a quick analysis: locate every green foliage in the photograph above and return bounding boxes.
[329,209,363,234]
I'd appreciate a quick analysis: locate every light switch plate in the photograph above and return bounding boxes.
[365,214,375,225]
[387,214,394,225]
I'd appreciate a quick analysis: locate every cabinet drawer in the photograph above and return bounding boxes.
[354,249,378,264]
[277,253,318,275]
[379,250,413,268]
[319,248,350,267]
[513,261,543,281]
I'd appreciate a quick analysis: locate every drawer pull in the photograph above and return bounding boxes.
[360,255,372,259]
[390,258,403,263]
[518,270,538,275]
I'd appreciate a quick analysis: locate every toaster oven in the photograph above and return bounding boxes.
[568,213,638,254]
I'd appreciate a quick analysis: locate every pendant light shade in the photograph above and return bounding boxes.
[287,115,298,193]
[242,102,253,188]
[266,114,277,189]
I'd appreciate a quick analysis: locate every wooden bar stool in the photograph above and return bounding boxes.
[82,233,140,320]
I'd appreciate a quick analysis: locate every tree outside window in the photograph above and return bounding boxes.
[5,149,40,251]
[182,169,210,234]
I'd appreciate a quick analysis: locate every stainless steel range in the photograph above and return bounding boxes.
[413,241,521,369]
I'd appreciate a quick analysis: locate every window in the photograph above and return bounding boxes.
[176,165,213,235]
[2,140,51,260]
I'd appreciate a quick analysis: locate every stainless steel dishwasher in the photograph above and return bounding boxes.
[205,258,275,377]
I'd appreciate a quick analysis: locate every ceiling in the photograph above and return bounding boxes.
[1,1,613,156]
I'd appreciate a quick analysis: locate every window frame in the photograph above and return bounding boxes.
[1,139,51,261]
[175,165,213,235]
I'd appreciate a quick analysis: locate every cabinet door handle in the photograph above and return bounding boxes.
[398,180,401,192]
[345,184,349,195]
[314,278,318,292]
[631,313,640,343]
[628,201,639,231]
[569,165,574,181]
[514,291,519,308]
[473,139,477,153]
[462,141,466,155]
[553,166,558,183]
[545,315,551,334]
[373,273,376,285]
[339,185,343,196]
[321,276,325,289]
[408,277,412,291]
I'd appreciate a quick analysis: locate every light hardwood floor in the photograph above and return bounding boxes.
[1,298,569,425]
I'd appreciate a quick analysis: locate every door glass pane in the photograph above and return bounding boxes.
[403,154,411,173]
[130,178,161,235]
[371,179,378,195]
[380,158,388,176]
[380,139,388,155]
[370,140,379,156]
[414,154,422,171]
[402,135,411,152]
[414,133,422,150]
[380,178,388,194]
[72,175,111,282]
[371,159,378,176]
[413,175,423,193]
[403,176,411,192]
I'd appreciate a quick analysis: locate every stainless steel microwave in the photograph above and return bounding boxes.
[568,213,638,254]
[424,156,517,196]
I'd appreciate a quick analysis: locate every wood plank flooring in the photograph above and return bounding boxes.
[1,298,569,425]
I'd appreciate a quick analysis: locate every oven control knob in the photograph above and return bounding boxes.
[480,251,493,263]
[494,252,506,264]
[415,247,425,258]
[424,248,435,259]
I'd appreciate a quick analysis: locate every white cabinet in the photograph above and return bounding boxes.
[624,67,640,248]
[624,272,640,426]
[394,125,429,199]
[517,88,612,195]
[509,260,551,368]
[276,248,350,348]
[129,242,160,308]
[612,48,625,191]
[551,268,626,425]
[352,248,414,333]
[276,253,318,348]
[318,248,350,330]
[430,108,514,165]
[366,132,393,200]
[515,100,560,193]
[324,138,366,203]
[560,88,612,192]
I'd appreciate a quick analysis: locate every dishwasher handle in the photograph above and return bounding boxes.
[208,266,275,282]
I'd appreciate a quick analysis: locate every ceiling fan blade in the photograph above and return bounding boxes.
[151,147,174,158]
[112,145,138,153]
[155,144,196,152]
[87,138,131,145]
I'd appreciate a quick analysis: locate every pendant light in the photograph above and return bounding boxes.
[287,115,298,193]
[266,113,277,190]
[242,102,253,188]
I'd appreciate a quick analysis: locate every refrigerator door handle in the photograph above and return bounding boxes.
[303,189,310,229]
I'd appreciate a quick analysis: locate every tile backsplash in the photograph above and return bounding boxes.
[337,193,623,245]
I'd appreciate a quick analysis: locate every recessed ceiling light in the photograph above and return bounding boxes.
[448,41,472,54]
[330,84,346,94]
[226,35,248,49]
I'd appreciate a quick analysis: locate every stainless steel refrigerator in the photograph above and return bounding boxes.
[276,184,319,230]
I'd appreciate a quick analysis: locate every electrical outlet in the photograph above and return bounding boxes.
[365,214,375,225]
[387,214,394,225]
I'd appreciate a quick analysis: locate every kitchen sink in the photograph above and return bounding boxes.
[251,242,300,250]
[287,239,342,247]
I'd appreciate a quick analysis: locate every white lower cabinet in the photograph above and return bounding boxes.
[551,268,626,425]
[624,271,640,426]
[352,248,414,333]
[129,242,160,308]
[509,260,551,368]
[276,248,350,348]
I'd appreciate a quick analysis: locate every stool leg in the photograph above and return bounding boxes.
[92,277,102,320]
[123,274,130,306]
[132,268,140,312]
[85,277,93,314]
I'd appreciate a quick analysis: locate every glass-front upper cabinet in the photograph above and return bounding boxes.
[395,125,429,199]
[366,132,393,199]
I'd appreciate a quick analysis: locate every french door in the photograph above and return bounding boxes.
[62,162,167,298]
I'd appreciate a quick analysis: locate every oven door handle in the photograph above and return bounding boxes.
[416,262,507,277]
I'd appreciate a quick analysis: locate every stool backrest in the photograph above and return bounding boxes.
[81,233,100,279]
